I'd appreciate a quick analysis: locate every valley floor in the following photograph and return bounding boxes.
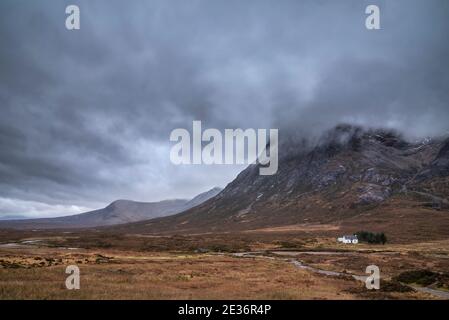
[0,230,448,299]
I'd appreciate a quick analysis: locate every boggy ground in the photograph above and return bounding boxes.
[0,229,448,300]
[0,246,361,300]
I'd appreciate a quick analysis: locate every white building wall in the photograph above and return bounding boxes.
[337,236,358,244]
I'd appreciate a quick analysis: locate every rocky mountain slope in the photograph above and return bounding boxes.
[0,187,222,229]
[114,125,449,236]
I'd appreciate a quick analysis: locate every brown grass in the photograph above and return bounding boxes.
[0,226,447,300]
[0,247,364,300]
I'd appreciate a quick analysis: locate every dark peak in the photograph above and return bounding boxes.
[318,124,363,146]
[316,124,408,153]
[278,124,411,162]
[365,129,408,149]
[307,124,364,158]
[334,123,363,134]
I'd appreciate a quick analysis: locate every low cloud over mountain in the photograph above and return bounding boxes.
[0,0,448,217]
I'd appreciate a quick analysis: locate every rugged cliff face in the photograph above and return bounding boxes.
[116,125,449,234]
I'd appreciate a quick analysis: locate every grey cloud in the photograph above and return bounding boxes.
[0,0,448,217]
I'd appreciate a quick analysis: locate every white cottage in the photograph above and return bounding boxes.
[337,235,358,244]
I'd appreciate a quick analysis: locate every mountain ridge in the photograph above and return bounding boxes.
[0,187,222,229]
[110,125,449,237]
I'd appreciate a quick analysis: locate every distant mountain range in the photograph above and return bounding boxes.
[0,215,27,220]
[0,187,222,229]
[110,125,449,240]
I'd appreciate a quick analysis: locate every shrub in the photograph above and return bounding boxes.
[355,231,387,244]
[393,270,445,286]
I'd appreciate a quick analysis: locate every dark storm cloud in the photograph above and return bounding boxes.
[0,0,448,217]
[275,1,449,140]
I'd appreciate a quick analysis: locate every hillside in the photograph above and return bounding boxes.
[0,187,222,229]
[112,125,449,240]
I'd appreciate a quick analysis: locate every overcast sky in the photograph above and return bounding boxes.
[0,0,448,218]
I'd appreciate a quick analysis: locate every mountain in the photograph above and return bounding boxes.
[0,215,27,220]
[112,125,449,239]
[184,187,223,208]
[0,187,222,229]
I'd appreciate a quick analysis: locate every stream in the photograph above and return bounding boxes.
[231,251,449,299]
